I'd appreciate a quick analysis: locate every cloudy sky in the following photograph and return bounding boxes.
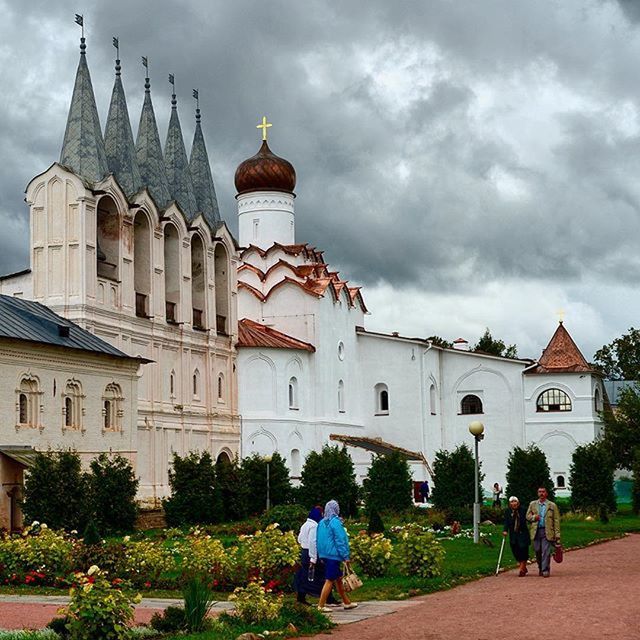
[1,0,640,359]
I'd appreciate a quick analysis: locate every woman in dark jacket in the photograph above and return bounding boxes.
[503,496,530,577]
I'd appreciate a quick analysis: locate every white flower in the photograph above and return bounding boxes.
[87,565,100,576]
[40,523,48,529]
[123,536,131,543]
[31,521,40,527]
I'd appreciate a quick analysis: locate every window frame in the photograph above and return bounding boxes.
[460,394,483,415]
[374,383,390,415]
[536,388,572,413]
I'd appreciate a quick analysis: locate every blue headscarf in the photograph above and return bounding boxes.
[308,507,322,523]
[323,500,340,521]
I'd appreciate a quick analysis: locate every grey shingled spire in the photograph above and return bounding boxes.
[104,49,142,196]
[189,98,221,227]
[135,71,171,208]
[60,36,108,182]
[164,85,197,220]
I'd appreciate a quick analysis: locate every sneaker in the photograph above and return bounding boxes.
[326,602,342,608]
[318,606,334,613]
[343,603,359,610]
[542,571,550,578]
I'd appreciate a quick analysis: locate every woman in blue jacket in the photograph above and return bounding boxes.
[316,500,358,612]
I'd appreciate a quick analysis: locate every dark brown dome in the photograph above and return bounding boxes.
[235,140,296,195]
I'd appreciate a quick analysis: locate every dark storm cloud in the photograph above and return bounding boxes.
[1,0,640,304]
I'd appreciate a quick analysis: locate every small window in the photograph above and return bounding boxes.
[17,376,40,428]
[338,379,345,413]
[64,396,73,427]
[288,376,298,410]
[537,388,571,412]
[374,383,389,415]
[104,400,112,430]
[556,475,566,489]
[291,448,301,477]
[218,374,225,402]
[594,388,601,412]
[429,384,437,415]
[19,393,28,424]
[64,380,83,429]
[193,370,200,398]
[170,371,175,397]
[338,341,345,361]
[461,394,483,415]
[102,383,123,431]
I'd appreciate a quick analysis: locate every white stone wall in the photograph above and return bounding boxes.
[237,191,295,249]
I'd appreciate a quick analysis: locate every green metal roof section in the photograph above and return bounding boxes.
[104,56,142,196]
[189,107,221,227]
[164,91,197,220]
[135,75,171,208]
[59,37,108,183]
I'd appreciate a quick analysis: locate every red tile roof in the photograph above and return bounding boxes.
[526,322,595,374]
[237,318,315,352]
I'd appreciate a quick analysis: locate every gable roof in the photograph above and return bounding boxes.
[0,295,145,362]
[237,318,315,352]
[525,322,595,374]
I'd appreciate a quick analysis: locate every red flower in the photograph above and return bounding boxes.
[144,581,151,588]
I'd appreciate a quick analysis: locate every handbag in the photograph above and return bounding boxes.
[553,543,563,563]
[342,563,363,592]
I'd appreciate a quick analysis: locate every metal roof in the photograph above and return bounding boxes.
[0,294,141,361]
[603,380,638,406]
[0,446,37,467]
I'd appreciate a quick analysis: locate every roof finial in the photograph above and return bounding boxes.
[557,309,565,325]
[169,73,176,108]
[257,115,272,141]
[193,88,200,124]
[142,56,150,92]
[112,36,120,76]
[74,14,85,54]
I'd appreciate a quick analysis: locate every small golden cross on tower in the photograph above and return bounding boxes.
[256,116,272,141]
[557,309,565,324]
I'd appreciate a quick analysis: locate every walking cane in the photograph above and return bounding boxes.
[495,536,506,575]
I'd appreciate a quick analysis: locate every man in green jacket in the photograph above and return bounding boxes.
[526,486,561,578]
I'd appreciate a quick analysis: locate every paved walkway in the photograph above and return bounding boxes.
[313,534,640,640]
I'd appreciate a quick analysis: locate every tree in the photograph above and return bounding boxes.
[88,453,139,534]
[569,442,616,513]
[427,335,453,349]
[215,456,248,521]
[601,385,640,468]
[593,327,640,380]
[505,445,555,505]
[163,451,221,526]
[362,452,413,513]
[473,328,518,358]
[431,444,482,511]
[299,446,359,517]
[632,448,640,516]
[240,452,292,514]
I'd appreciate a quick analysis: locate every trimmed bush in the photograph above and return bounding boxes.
[149,606,185,633]
[570,442,616,513]
[362,452,413,513]
[350,532,392,577]
[431,444,481,511]
[367,508,385,534]
[505,445,555,505]
[228,581,283,624]
[299,446,359,517]
[394,524,445,578]
[240,453,292,515]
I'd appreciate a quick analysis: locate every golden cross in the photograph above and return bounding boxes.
[557,309,565,324]
[256,116,272,141]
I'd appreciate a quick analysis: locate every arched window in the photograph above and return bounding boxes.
[163,223,180,323]
[291,449,301,477]
[96,196,120,281]
[170,370,176,398]
[216,450,232,465]
[19,394,28,423]
[214,243,230,335]
[63,380,83,430]
[556,475,566,489]
[594,388,601,412]
[374,383,389,415]
[191,234,206,329]
[17,376,40,427]
[133,210,152,318]
[461,394,483,415]
[288,376,299,410]
[537,389,572,412]
[338,379,345,413]
[217,373,225,402]
[430,384,437,415]
[103,383,123,431]
[193,369,200,398]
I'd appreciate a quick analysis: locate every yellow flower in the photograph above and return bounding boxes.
[87,565,100,576]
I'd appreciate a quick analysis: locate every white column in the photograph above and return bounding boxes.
[237,190,295,249]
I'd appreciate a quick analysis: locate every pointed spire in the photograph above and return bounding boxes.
[189,89,221,228]
[135,60,171,208]
[60,31,108,183]
[164,77,198,220]
[104,39,142,196]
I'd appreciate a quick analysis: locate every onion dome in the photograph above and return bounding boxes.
[234,140,296,195]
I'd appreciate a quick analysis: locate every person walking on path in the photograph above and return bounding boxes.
[526,486,560,577]
[420,480,430,503]
[316,500,358,613]
[503,496,530,576]
[492,482,503,507]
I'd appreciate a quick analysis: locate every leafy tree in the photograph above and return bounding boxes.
[367,508,385,534]
[88,453,139,534]
[427,335,453,349]
[431,444,483,511]
[240,452,291,514]
[22,449,89,531]
[473,328,518,359]
[299,446,359,517]
[216,456,248,521]
[163,451,221,526]
[362,452,413,513]
[593,327,640,380]
[505,445,555,505]
[569,442,616,513]
[601,386,640,468]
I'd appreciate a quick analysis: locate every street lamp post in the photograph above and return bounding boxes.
[468,420,485,544]
[265,454,272,511]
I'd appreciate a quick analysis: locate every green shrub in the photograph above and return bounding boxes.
[46,617,70,638]
[505,445,555,505]
[163,451,221,526]
[236,524,299,582]
[149,606,185,633]
[228,581,283,624]
[22,450,89,532]
[215,456,248,522]
[299,446,358,517]
[183,577,215,633]
[570,442,616,513]
[431,444,481,511]
[88,454,139,534]
[394,524,445,578]
[633,448,640,515]
[260,504,308,533]
[240,453,292,515]
[82,520,101,546]
[367,508,385,534]
[176,531,234,583]
[121,538,175,588]
[350,532,393,577]
[362,452,413,513]
[480,505,504,524]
